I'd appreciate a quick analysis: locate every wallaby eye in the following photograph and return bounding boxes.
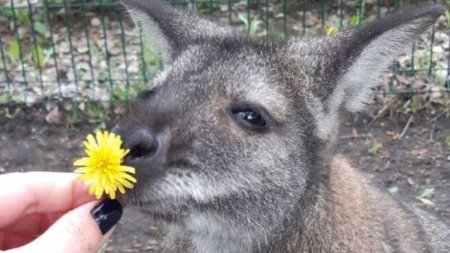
[230,104,271,132]
[235,109,265,126]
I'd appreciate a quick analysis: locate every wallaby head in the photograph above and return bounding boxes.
[116,1,446,252]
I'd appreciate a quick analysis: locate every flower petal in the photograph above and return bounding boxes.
[122,173,137,183]
[73,167,88,174]
[74,158,90,167]
[120,166,135,174]
[73,130,137,200]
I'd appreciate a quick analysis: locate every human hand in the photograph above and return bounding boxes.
[0,172,123,253]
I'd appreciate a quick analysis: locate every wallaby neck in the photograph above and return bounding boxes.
[159,157,335,253]
[160,155,421,253]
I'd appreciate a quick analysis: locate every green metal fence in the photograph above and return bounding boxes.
[0,0,449,106]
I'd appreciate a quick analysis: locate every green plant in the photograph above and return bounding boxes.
[2,8,29,25]
[405,97,419,115]
[148,51,164,70]
[414,44,433,70]
[368,140,383,156]
[238,14,262,37]
[3,7,49,69]
[0,92,8,104]
[0,7,14,17]
[445,9,450,28]
[44,86,57,101]
[138,43,165,89]
[350,15,359,26]
[66,102,110,129]
[84,102,110,128]
[445,1,450,28]
[31,45,45,68]
[33,20,47,37]
[67,104,80,126]
[98,70,110,83]
[416,188,435,206]
[49,0,116,3]
[432,66,447,87]
[130,79,151,98]
[350,0,366,26]
[112,85,128,101]
[8,40,20,63]
[195,1,214,15]
[11,94,25,104]
[4,107,21,119]
[445,136,450,147]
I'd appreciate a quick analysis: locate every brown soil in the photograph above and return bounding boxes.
[0,105,449,252]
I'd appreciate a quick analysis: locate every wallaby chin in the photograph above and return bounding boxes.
[117,1,449,252]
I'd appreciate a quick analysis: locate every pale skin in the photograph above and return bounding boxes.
[0,172,113,253]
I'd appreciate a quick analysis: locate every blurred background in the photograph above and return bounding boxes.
[0,1,449,252]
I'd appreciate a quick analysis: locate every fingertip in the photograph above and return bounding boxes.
[18,200,119,253]
[91,199,123,235]
[0,172,96,226]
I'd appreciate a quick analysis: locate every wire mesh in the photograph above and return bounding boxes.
[0,0,449,106]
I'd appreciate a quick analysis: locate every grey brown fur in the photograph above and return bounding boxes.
[116,1,449,252]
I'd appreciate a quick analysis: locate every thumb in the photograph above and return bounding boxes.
[15,199,122,253]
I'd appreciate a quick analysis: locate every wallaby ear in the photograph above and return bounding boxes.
[122,0,235,64]
[333,4,444,112]
[306,4,443,140]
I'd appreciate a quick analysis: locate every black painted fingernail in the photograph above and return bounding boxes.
[91,199,123,235]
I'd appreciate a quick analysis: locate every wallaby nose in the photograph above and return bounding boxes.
[113,126,160,160]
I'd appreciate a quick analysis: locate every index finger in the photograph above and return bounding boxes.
[0,172,95,228]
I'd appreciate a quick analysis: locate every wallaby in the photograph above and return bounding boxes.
[115,1,450,252]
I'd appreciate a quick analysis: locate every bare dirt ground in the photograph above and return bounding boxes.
[0,105,449,252]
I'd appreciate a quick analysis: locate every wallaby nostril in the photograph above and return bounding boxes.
[123,128,159,160]
[129,142,157,159]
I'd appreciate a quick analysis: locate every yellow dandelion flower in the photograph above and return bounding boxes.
[74,131,136,199]
[326,26,338,36]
